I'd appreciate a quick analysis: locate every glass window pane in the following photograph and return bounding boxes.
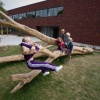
[21,13,26,19]
[48,8,53,16]
[13,15,16,20]
[57,7,64,15]
[11,15,13,19]
[32,11,35,18]
[53,7,58,16]
[36,10,40,17]
[40,10,44,17]
[15,14,19,20]
[9,15,13,19]
[43,9,48,17]
[19,14,21,19]
[27,12,33,18]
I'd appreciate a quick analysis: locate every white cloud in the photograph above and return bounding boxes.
[2,0,45,10]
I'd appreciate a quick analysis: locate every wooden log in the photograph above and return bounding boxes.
[0,46,93,63]
[0,55,24,63]
[10,81,25,93]
[0,11,56,45]
[10,50,62,93]
[0,53,45,63]
[10,47,93,93]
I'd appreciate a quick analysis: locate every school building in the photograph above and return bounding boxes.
[7,0,100,46]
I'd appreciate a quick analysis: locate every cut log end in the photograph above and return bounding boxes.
[10,81,24,93]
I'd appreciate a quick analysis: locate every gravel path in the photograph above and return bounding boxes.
[0,35,40,46]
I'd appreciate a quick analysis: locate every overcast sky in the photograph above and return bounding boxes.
[2,0,46,10]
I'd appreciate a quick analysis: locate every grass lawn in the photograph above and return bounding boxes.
[0,45,100,100]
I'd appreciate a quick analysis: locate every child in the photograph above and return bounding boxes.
[65,37,73,63]
[64,32,70,48]
[20,37,63,76]
[21,36,41,51]
[59,29,65,41]
[56,37,65,55]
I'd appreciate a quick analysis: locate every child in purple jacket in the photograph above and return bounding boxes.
[20,37,63,76]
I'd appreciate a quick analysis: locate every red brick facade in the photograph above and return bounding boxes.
[8,0,100,46]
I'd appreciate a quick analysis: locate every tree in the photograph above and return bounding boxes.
[0,0,6,12]
[0,0,6,35]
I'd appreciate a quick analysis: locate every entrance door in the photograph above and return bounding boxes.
[36,26,59,38]
[53,27,59,38]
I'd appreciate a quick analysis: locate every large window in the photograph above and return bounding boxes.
[10,6,64,20]
[38,26,59,38]
[41,27,53,37]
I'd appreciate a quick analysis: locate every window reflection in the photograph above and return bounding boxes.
[53,7,58,16]
[43,9,48,17]
[40,10,44,17]
[57,7,63,15]
[10,6,64,20]
[48,8,53,16]
[36,10,40,17]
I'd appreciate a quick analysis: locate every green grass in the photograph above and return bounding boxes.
[0,46,100,100]
[0,45,21,57]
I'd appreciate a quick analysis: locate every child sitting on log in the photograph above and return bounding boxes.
[56,37,73,63]
[20,36,63,76]
[65,37,73,63]
[64,32,71,47]
[56,37,65,55]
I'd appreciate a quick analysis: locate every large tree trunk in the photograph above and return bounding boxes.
[10,50,65,93]
[0,11,56,44]
[0,46,93,63]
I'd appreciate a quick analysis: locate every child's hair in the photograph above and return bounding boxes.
[58,37,63,41]
[22,38,25,42]
[61,29,65,32]
[66,32,70,36]
[22,36,30,42]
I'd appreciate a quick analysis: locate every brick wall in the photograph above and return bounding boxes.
[8,0,100,46]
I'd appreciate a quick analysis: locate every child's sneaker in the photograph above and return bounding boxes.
[43,72,50,76]
[56,65,63,72]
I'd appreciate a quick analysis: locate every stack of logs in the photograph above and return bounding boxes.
[0,11,93,93]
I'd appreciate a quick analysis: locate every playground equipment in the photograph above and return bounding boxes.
[0,11,93,93]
